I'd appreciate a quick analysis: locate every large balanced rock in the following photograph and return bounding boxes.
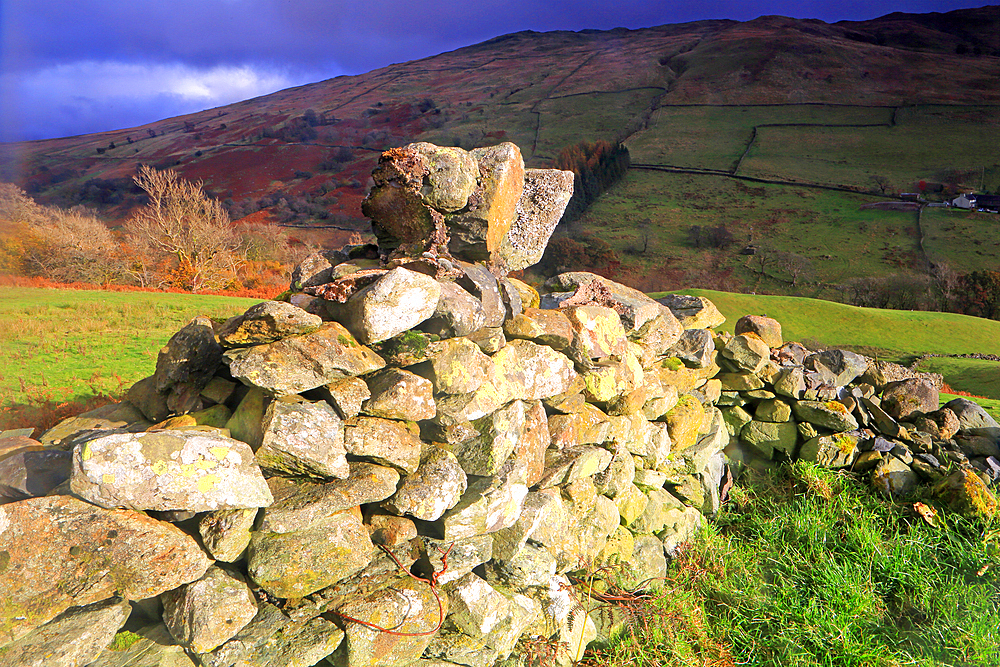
[498,169,575,271]
[0,495,212,644]
[362,143,478,256]
[70,430,273,512]
[448,142,525,262]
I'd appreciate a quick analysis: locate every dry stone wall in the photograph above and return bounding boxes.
[1,142,998,667]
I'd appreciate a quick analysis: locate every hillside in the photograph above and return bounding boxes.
[2,6,999,285]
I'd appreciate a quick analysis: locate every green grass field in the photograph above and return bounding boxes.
[589,462,1000,666]
[0,287,260,418]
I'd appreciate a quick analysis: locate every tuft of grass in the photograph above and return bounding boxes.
[590,461,1000,666]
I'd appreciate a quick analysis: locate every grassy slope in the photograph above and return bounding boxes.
[0,287,260,409]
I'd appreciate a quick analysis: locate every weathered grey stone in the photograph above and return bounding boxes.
[741,420,798,459]
[498,168,575,271]
[423,337,493,395]
[0,495,211,644]
[628,487,684,534]
[318,376,371,419]
[441,474,528,541]
[563,305,628,360]
[90,622,197,667]
[0,447,70,503]
[661,506,703,557]
[944,398,1000,441]
[385,448,467,521]
[773,366,806,400]
[655,294,725,330]
[503,307,574,351]
[492,338,577,401]
[871,456,919,498]
[491,489,562,562]
[207,610,343,667]
[420,534,493,587]
[226,322,385,397]
[198,507,258,562]
[545,272,668,333]
[344,417,422,474]
[363,368,436,421]
[127,376,171,423]
[756,398,792,423]
[457,261,506,328]
[452,401,526,477]
[622,535,667,591]
[224,387,268,447]
[717,371,764,392]
[0,597,130,667]
[614,483,649,526]
[248,508,374,598]
[537,446,613,488]
[161,566,257,653]
[339,267,442,345]
[153,316,224,415]
[881,378,939,421]
[259,463,400,534]
[593,442,636,499]
[804,349,867,387]
[734,314,782,348]
[447,572,513,640]
[667,328,715,369]
[219,301,323,348]
[720,333,770,373]
[467,326,506,354]
[421,281,487,338]
[366,513,418,547]
[71,430,272,512]
[257,400,349,480]
[793,400,859,432]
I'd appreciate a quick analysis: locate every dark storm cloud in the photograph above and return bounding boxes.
[0,0,985,141]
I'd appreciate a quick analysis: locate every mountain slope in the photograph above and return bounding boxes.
[2,6,999,268]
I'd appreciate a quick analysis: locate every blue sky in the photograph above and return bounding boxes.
[0,0,987,142]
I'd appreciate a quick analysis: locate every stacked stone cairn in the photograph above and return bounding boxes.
[1,141,998,667]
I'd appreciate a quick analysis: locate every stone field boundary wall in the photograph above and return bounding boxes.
[1,142,998,667]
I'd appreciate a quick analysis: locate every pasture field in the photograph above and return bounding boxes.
[0,286,260,429]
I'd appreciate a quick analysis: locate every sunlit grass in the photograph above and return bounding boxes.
[588,462,1000,666]
[0,286,260,431]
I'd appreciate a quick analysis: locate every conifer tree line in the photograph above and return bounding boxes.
[552,140,631,222]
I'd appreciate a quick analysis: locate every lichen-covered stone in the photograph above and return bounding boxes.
[161,566,258,653]
[421,281,487,339]
[335,572,447,667]
[441,474,528,541]
[734,314,782,348]
[0,597,131,667]
[219,301,322,348]
[741,419,799,460]
[226,322,385,397]
[720,333,770,374]
[663,394,705,451]
[492,339,577,402]
[153,316,224,415]
[257,400,349,480]
[248,508,374,598]
[799,432,860,468]
[259,463,400,534]
[452,401,526,477]
[503,308,574,351]
[448,142,524,262]
[71,430,272,512]
[363,368,436,421]
[655,294,725,330]
[198,507,258,562]
[318,376,371,419]
[497,168,574,271]
[792,400,859,432]
[881,378,939,422]
[344,417,423,474]
[0,495,211,644]
[563,305,628,360]
[384,448,467,521]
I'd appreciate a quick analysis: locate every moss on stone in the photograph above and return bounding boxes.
[108,630,144,652]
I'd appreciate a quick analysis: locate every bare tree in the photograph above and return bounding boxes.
[125,166,242,291]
